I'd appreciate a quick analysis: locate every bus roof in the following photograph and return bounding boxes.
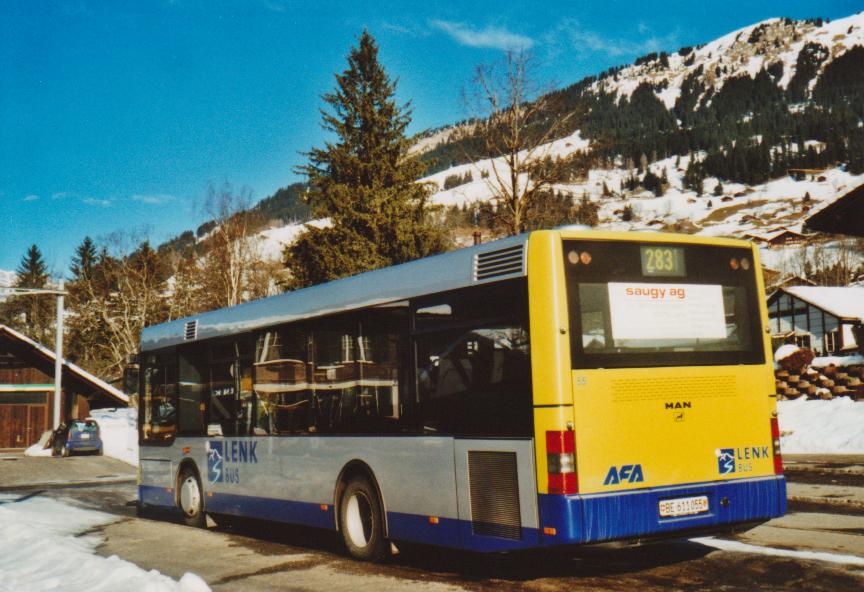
[140,229,752,352]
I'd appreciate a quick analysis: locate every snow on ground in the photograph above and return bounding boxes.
[692,536,864,567]
[0,494,209,592]
[89,407,139,466]
[778,397,864,454]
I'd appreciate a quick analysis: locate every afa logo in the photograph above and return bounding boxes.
[603,464,644,485]
[207,441,224,483]
[717,448,736,475]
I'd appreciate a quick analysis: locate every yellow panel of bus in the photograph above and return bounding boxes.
[528,229,781,500]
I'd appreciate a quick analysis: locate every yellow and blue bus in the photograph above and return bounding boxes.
[137,229,785,560]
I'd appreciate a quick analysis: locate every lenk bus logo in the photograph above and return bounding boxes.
[603,464,644,485]
[207,441,224,483]
[717,446,769,475]
[717,448,736,474]
[207,440,258,484]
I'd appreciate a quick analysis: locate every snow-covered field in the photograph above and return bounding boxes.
[0,494,209,592]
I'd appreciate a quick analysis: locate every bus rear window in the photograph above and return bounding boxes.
[564,240,764,368]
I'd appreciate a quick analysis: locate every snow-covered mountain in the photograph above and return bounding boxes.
[593,13,864,108]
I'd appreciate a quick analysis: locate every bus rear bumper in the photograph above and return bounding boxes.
[538,475,786,546]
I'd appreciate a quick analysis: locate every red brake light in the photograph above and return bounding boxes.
[770,417,783,474]
[546,430,578,494]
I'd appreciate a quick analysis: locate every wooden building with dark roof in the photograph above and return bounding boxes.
[805,183,864,237]
[0,325,128,450]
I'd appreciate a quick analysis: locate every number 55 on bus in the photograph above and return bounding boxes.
[137,229,785,560]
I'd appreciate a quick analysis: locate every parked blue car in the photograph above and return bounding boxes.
[53,420,103,457]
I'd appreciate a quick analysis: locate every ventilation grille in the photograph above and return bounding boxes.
[473,244,525,282]
[468,451,522,540]
[184,320,198,341]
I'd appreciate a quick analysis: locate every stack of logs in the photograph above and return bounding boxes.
[776,364,864,400]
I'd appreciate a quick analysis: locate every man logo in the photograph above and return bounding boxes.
[717,448,735,475]
[603,464,645,485]
[207,441,224,483]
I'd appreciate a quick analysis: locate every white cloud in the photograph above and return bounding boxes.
[22,194,39,202]
[82,197,112,207]
[431,20,534,51]
[546,19,679,60]
[130,194,175,205]
[51,191,69,200]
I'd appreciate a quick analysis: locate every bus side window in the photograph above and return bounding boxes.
[254,326,313,435]
[413,280,532,437]
[310,311,404,434]
[178,347,207,436]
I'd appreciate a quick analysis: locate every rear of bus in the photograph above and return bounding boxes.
[529,230,785,545]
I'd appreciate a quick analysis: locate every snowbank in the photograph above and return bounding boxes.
[777,397,864,454]
[89,407,138,466]
[811,354,864,368]
[0,494,209,592]
[774,344,801,363]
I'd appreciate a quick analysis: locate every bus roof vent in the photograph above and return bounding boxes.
[184,320,198,341]
[473,243,525,282]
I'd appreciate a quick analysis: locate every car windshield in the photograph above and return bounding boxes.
[70,421,99,433]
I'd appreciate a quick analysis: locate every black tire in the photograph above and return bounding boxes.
[339,476,387,561]
[177,467,206,528]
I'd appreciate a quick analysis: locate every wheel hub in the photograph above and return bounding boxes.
[180,476,201,517]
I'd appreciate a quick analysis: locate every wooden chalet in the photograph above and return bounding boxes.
[743,227,809,248]
[0,325,128,450]
[767,286,864,356]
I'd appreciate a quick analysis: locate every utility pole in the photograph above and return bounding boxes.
[53,279,65,429]
[0,283,67,429]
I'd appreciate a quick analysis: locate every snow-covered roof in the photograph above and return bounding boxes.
[781,286,864,321]
[0,325,129,404]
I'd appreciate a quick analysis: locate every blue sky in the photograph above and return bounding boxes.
[0,0,860,274]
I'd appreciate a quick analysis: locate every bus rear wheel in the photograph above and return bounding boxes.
[178,467,205,528]
[339,476,387,561]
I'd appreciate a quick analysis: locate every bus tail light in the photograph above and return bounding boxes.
[546,430,577,494]
[770,417,783,474]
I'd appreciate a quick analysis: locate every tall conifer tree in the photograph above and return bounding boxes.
[286,31,448,288]
[0,244,54,342]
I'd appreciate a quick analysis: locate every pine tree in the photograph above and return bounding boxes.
[70,236,97,280]
[0,244,53,342]
[286,31,448,288]
[714,181,724,197]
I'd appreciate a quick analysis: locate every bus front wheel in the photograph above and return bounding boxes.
[178,467,205,528]
[339,476,387,561]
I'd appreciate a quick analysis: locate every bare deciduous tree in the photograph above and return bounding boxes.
[471,50,575,235]
[199,182,267,309]
[70,232,169,378]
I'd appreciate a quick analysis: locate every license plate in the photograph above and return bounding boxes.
[80,433,90,440]
[659,495,709,517]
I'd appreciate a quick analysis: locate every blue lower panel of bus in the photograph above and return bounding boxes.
[538,475,786,546]
[139,485,175,508]
[139,486,335,529]
[140,476,785,552]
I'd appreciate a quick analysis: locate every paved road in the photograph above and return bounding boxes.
[3,455,863,591]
